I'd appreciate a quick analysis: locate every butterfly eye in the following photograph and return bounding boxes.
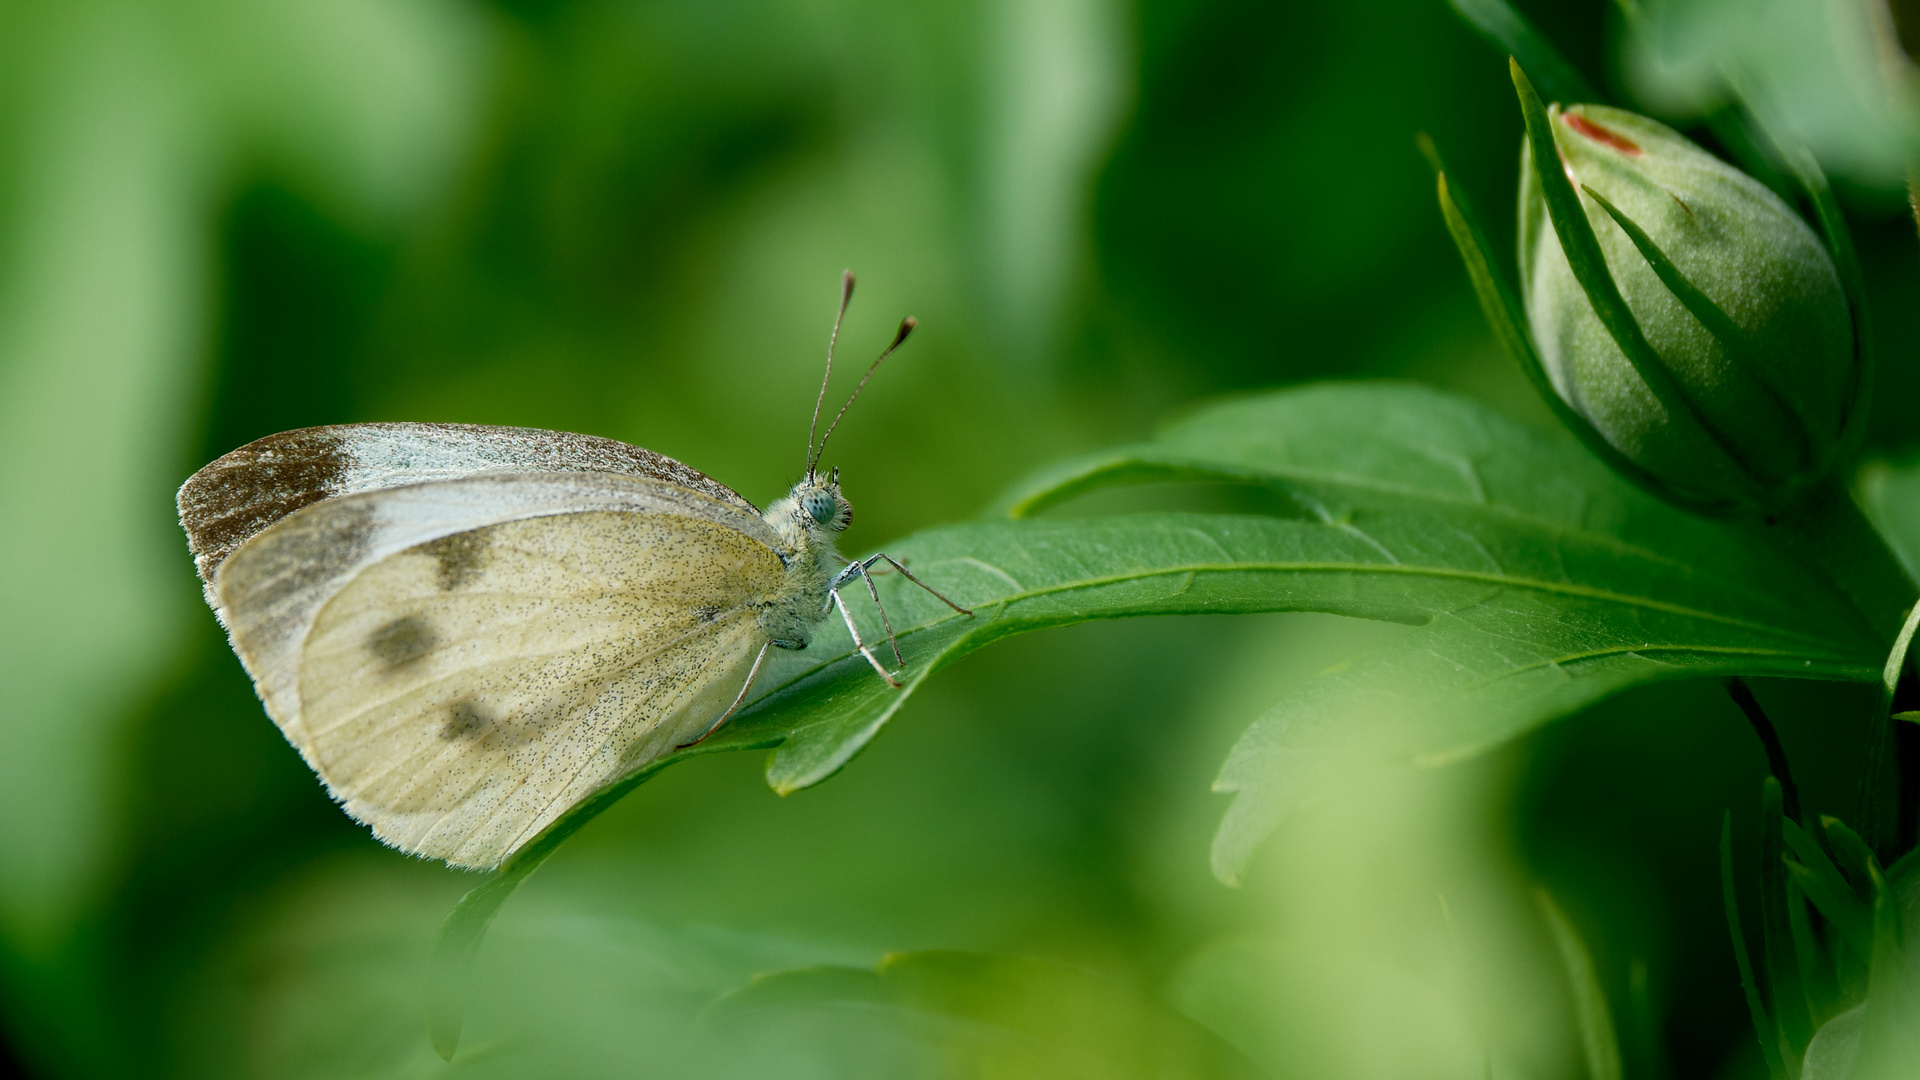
[805,491,837,525]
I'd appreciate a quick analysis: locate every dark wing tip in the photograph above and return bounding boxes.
[178,427,352,583]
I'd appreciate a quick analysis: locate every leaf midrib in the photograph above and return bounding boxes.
[765,552,1861,696]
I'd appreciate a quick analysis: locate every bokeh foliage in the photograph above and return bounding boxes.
[1,0,1917,1077]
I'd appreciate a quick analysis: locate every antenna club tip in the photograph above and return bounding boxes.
[840,270,855,297]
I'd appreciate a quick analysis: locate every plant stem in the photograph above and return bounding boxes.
[1726,678,1801,824]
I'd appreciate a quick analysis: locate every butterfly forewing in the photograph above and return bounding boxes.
[179,422,761,589]
[209,472,788,868]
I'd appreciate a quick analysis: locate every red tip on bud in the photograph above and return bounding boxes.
[1563,113,1641,156]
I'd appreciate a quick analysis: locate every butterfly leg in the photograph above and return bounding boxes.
[677,639,773,749]
[833,588,904,688]
[871,553,973,616]
[847,560,905,669]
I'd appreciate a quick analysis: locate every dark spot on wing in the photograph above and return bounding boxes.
[691,604,722,624]
[176,427,351,583]
[369,615,436,669]
[419,531,490,590]
[441,699,490,741]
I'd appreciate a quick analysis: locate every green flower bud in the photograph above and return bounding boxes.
[1518,103,1858,512]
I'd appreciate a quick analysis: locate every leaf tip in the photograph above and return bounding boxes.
[429,1021,461,1062]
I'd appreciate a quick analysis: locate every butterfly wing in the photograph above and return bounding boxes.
[178,422,761,590]
[209,472,787,869]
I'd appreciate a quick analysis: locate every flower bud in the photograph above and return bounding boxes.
[1519,103,1858,512]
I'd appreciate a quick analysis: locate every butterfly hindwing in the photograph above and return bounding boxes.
[210,473,788,868]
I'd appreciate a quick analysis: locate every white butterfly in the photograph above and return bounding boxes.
[177,273,969,870]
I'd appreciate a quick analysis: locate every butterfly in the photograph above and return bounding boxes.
[177,272,970,870]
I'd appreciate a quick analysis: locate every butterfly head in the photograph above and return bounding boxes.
[791,467,853,534]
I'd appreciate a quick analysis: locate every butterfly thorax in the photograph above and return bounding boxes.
[757,473,854,650]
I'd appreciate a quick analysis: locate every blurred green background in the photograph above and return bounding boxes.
[0,0,1915,1076]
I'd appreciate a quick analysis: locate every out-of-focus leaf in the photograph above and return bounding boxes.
[1848,860,1920,1079]
[1860,458,1920,586]
[1795,847,1920,1079]
[1761,780,1813,1059]
[1823,817,1882,889]
[978,0,1128,363]
[1538,890,1623,1080]
[1444,0,1600,104]
[1801,1004,1865,1080]
[1723,814,1790,1080]
[1619,0,1920,188]
[0,0,485,1023]
[1783,820,1874,956]
[690,950,1261,1080]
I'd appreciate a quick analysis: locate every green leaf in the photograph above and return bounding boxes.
[690,951,1263,1080]
[1881,605,1920,710]
[1538,890,1624,1080]
[994,382,1880,879]
[1782,820,1873,956]
[1786,876,1831,1030]
[1820,817,1881,890]
[431,382,1885,1050]
[1852,859,1920,1075]
[1445,0,1600,104]
[428,750,704,1058]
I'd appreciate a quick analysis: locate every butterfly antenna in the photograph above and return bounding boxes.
[811,316,915,473]
[807,271,857,480]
